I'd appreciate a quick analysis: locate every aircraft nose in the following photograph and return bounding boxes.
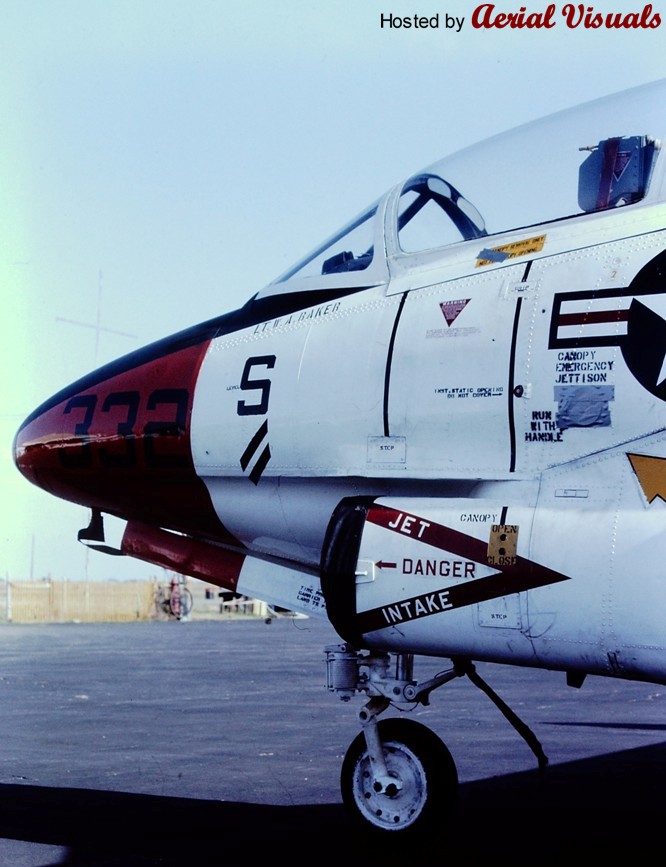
[14,338,221,535]
[13,402,69,496]
[14,391,107,504]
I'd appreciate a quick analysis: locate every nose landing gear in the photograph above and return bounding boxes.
[327,645,548,834]
[327,645,459,834]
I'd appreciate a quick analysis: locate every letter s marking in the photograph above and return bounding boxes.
[237,355,276,416]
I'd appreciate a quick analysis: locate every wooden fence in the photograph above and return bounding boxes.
[0,579,270,623]
[0,579,157,623]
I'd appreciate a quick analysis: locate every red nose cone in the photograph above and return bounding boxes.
[14,340,221,537]
[14,401,79,496]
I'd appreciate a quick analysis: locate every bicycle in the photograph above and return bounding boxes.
[168,574,193,620]
[155,574,193,620]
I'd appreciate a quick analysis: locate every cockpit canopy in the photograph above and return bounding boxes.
[266,79,664,293]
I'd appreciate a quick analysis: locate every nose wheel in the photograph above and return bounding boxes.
[340,718,458,834]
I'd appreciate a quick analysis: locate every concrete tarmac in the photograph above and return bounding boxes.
[0,616,664,865]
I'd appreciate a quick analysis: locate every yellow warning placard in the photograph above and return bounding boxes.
[487,524,519,567]
[476,234,546,267]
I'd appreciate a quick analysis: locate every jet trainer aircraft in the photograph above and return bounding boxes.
[14,79,666,833]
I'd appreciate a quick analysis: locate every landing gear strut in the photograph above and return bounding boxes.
[326,645,548,834]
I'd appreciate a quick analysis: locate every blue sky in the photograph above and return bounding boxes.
[2,0,665,581]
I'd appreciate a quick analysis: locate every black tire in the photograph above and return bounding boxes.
[180,588,193,618]
[340,717,457,835]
